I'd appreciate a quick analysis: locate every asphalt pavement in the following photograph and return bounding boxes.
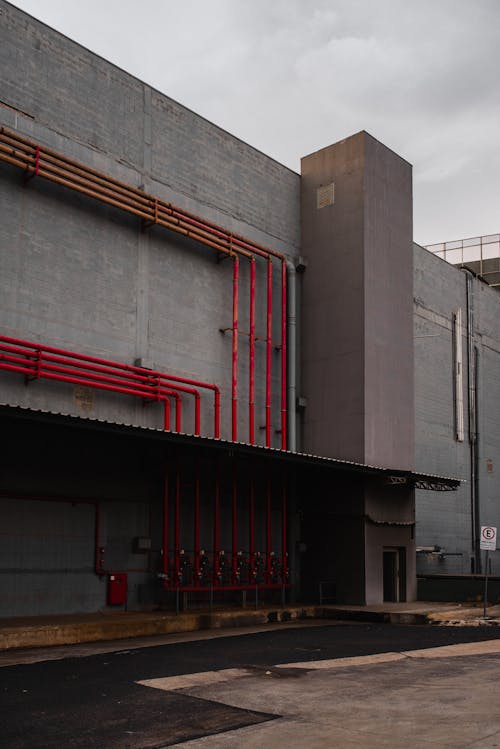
[2,622,500,748]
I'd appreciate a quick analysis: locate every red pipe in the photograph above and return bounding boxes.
[232,465,238,583]
[265,260,273,447]
[35,350,199,432]
[164,583,290,592]
[94,498,102,574]
[249,259,256,445]
[0,357,182,432]
[0,347,194,433]
[249,470,255,581]
[213,389,221,439]
[0,335,219,437]
[213,466,220,582]
[231,256,239,442]
[174,467,181,584]
[2,131,293,450]
[162,466,169,586]
[281,260,287,450]
[163,399,171,431]
[0,348,186,405]
[266,475,272,583]
[282,477,288,582]
[194,461,201,585]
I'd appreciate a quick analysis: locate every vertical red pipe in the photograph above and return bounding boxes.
[163,399,171,431]
[194,393,201,436]
[174,466,181,584]
[162,466,169,586]
[249,469,255,581]
[266,474,272,583]
[281,476,288,583]
[265,259,273,448]
[174,393,182,433]
[281,260,287,450]
[249,258,256,444]
[194,460,200,585]
[232,256,239,442]
[94,501,101,575]
[214,389,220,439]
[232,465,238,582]
[213,465,220,583]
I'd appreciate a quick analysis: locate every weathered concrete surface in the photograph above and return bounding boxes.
[0,605,318,651]
[171,646,500,748]
[0,0,299,449]
[301,132,414,470]
[414,245,500,577]
[3,601,499,653]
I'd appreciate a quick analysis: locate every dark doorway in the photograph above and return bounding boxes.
[383,547,406,602]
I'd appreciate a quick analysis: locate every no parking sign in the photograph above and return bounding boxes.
[480,526,497,551]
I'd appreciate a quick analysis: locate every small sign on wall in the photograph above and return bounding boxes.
[74,385,94,412]
[480,526,497,551]
[317,182,335,209]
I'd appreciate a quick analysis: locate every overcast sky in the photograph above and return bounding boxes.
[10,0,500,246]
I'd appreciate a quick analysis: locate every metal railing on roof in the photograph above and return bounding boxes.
[426,233,500,287]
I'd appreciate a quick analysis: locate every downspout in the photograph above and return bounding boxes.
[473,345,481,570]
[463,269,481,572]
[286,261,297,452]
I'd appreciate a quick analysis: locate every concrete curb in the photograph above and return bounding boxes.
[319,607,429,625]
[0,606,318,651]
[3,603,497,652]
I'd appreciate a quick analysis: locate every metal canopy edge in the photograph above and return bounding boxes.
[0,404,461,490]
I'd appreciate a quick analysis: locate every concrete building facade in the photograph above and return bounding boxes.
[414,245,500,583]
[0,2,496,617]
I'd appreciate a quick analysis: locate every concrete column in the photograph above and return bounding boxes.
[300,131,414,471]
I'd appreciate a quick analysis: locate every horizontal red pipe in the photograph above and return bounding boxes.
[164,584,291,592]
[0,335,219,437]
[0,345,188,432]
[0,349,185,402]
[0,359,182,432]
[1,128,287,261]
[0,130,294,449]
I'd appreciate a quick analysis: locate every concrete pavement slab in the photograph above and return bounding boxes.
[167,646,500,748]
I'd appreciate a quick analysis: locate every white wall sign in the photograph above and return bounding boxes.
[480,526,497,551]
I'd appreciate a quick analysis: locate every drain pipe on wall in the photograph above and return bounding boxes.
[286,261,297,452]
[463,269,481,572]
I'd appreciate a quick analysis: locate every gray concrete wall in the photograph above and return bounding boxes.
[300,132,414,470]
[414,245,500,575]
[0,0,299,447]
[0,413,291,617]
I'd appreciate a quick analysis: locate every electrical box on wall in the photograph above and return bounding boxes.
[133,537,152,553]
[108,573,127,605]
